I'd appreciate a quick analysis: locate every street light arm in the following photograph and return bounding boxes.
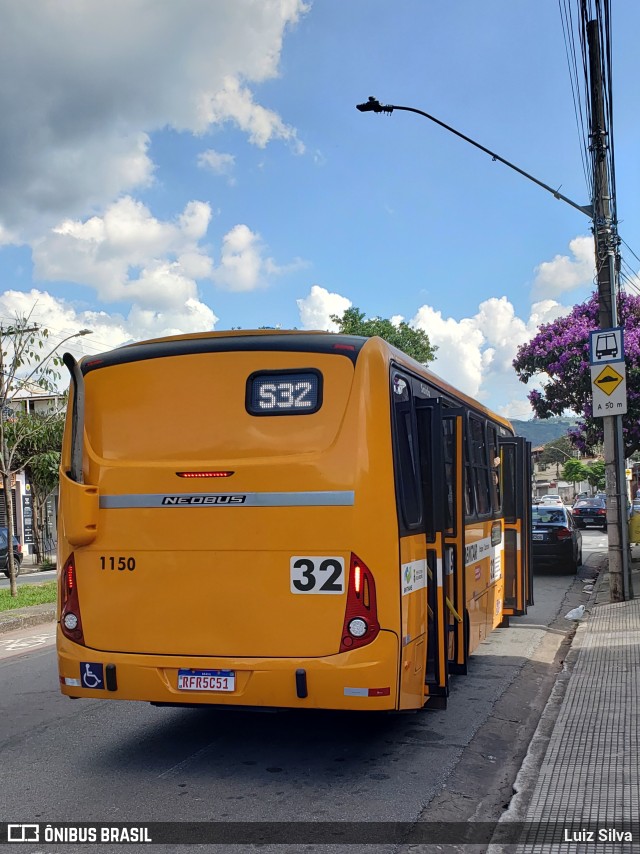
[356,97,593,219]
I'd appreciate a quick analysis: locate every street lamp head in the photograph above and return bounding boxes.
[356,96,391,114]
[76,329,93,336]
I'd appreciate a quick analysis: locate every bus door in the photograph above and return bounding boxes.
[441,408,467,675]
[415,398,450,707]
[499,436,533,617]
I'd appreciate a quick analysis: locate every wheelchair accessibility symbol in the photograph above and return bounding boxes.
[80,662,105,689]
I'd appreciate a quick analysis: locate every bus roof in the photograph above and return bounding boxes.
[76,329,514,433]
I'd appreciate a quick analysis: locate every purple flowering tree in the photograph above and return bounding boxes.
[513,292,640,457]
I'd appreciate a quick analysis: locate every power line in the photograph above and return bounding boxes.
[0,314,116,355]
[559,0,592,193]
[620,236,640,267]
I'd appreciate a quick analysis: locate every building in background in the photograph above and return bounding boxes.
[1,384,64,558]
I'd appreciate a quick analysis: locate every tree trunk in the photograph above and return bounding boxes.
[2,469,18,597]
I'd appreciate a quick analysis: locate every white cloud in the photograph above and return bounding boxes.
[0,288,218,359]
[498,398,536,420]
[205,77,304,153]
[532,235,595,299]
[0,0,308,238]
[197,149,237,183]
[32,197,214,306]
[27,197,223,336]
[411,305,486,396]
[212,224,297,292]
[297,286,352,330]
[34,199,297,306]
[211,225,266,292]
[411,295,573,416]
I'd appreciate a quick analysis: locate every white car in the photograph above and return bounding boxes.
[539,495,563,505]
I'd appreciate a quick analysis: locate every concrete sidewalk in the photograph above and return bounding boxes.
[491,550,640,852]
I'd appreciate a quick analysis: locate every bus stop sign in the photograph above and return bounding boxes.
[589,327,624,365]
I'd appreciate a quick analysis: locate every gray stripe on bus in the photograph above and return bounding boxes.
[99,491,355,509]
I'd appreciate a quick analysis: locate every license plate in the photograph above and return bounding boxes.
[583,517,594,523]
[532,533,544,541]
[177,669,235,692]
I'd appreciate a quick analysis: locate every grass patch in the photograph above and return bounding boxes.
[0,581,57,612]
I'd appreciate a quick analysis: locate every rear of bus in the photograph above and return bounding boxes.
[56,332,404,711]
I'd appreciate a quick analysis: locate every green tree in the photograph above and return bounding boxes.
[330,307,437,364]
[561,458,589,495]
[584,460,606,491]
[0,314,91,596]
[8,412,65,563]
[539,436,577,477]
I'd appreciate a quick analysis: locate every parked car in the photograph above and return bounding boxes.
[0,526,23,578]
[539,494,563,505]
[531,504,582,574]
[571,497,607,530]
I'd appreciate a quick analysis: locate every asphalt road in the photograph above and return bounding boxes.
[0,567,56,588]
[0,532,607,854]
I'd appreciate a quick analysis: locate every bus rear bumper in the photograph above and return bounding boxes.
[57,629,400,711]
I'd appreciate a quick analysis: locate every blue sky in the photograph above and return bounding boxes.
[0,1,638,419]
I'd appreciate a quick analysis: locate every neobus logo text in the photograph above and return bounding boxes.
[161,495,247,505]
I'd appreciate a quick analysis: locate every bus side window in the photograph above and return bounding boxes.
[392,374,423,530]
[501,444,517,524]
[464,424,474,517]
[469,415,491,516]
[443,418,456,535]
[488,425,501,513]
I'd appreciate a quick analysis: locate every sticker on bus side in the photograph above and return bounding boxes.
[401,559,427,596]
[464,536,492,566]
[80,663,104,690]
[490,548,503,581]
[290,556,345,594]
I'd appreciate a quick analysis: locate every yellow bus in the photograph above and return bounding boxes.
[57,330,532,711]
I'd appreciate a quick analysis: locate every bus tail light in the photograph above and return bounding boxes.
[339,553,380,653]
[60,553,85,646]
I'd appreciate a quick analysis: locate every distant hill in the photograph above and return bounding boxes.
[509,416,578,448]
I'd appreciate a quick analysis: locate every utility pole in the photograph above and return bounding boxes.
[587,19,631,601]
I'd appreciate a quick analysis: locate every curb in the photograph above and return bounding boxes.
[0,603,57,635]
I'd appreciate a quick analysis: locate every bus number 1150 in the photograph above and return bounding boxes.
[100,556,136,571]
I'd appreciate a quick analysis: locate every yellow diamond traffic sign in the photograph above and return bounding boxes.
[593,364,624,396]
[591,361,627,417]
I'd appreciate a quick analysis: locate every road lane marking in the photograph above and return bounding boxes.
[0,633,55,651]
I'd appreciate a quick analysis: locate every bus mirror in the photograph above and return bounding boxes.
[60,472,99,546]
